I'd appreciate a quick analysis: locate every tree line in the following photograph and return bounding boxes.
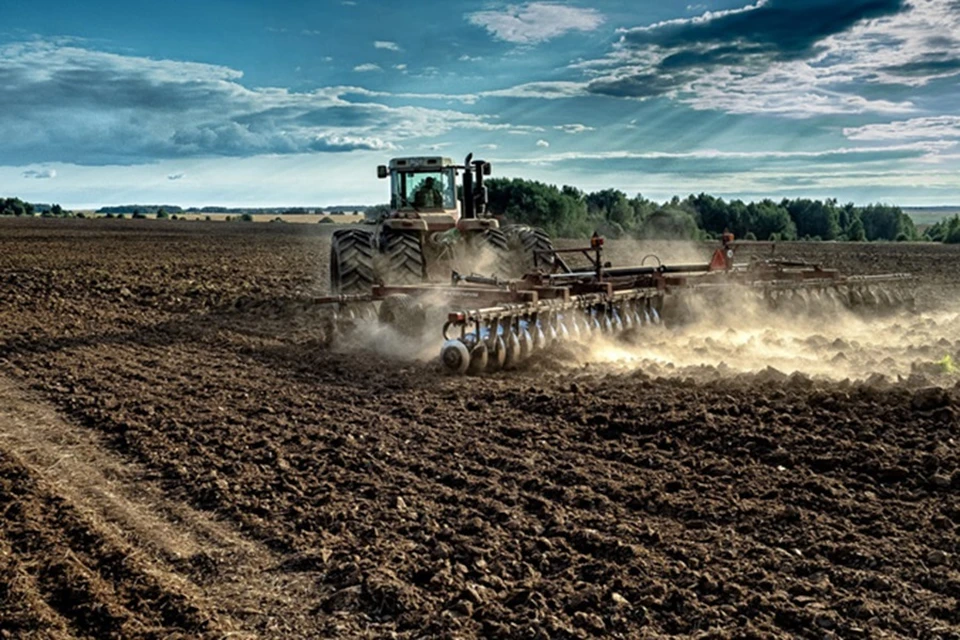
[1,188,955,244]
[484,178,925,242]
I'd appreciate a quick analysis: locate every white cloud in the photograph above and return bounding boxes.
[633,0,769,33]
[0,41,535,164]
[576,0,960,118]
[22,168,56,179]
[394,64,407,71]
[353,63,382,72]
[481,81,588,99]
[536,139,550,147]
[374,41,401,51]
[479,144,499,150]
[555,124,594,134]
[167,172,186,180]
[843,116,960,141]
[467,2,604,44]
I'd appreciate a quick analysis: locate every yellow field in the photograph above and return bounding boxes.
[75,212,368,224]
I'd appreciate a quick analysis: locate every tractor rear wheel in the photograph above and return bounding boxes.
[508,225,558,272]
[471,228,513,280]
[382,229,425,285]
[330,228,377,295]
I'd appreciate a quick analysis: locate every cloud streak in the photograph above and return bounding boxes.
[467,2,604,44]
[843,116,960,141]
[21,168,57,179]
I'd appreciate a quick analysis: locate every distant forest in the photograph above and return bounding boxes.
[4,190,960,243]
[482,178,922,243]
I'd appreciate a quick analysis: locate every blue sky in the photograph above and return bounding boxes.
[1,0,958,207]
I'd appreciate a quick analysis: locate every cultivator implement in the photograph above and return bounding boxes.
[316,235,914,375]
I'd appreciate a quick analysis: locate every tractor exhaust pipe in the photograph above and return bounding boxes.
[462,153,475,220]
[461,153,491,220]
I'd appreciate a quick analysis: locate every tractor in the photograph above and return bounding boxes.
[329,153,560,295]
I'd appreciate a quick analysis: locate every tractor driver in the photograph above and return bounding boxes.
[413,176,444,209]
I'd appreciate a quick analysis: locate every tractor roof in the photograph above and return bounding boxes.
[388,157,454,171]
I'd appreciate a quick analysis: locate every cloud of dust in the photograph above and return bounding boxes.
[604,238,714,270]
[580,286,960,384]
[332,287,462,363]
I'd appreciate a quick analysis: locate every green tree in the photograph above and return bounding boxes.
[860,204,915,241]
[783,199,840,240]
[846,217,867,242]
[746,200,796,240]
[486,177,589,237]
[586,189,635,230]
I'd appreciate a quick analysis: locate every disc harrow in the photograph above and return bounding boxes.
[314,234,914,374]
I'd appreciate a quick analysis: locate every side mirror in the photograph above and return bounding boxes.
[482,162,492,176]
[377,165,388,179]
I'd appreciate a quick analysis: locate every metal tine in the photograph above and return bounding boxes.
[601,307,614,333]
[519,319,534,358]
[591,309,603,334]
[849,286,864,307]
[533,320,547,351]
[487,321,506,372]
[580,311,594,338]
[556,316,571,343]
[565,314,580,342]
[650,303,662,325]
[612,305,624,333]
[878,286,894,309]
[621,302,634,331]
[633,301,645,327]
[504,323,521,369]
[546,316,559,345]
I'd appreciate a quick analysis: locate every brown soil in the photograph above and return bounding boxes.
[1,218,958,639]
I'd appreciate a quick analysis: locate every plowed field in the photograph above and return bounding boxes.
[1,218,958,639]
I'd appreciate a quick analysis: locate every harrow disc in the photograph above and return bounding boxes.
[441,340,470,375]
[504,331,521,369]
[468,342,489,375]
[489,335,507,371]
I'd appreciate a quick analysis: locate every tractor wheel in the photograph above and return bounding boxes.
[471,228,513,280]
[508,225,558,272]
[330,228,376,295]
[382,229,425,285]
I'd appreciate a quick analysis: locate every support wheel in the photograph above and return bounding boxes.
[330,228,376,295]
[378,294,427,337]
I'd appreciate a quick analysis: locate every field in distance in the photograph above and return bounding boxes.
[74,211,368,224]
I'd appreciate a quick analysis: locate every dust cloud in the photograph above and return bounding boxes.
[582,289,960,385]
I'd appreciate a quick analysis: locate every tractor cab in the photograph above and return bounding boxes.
[380,157,457,213]
[377,155,494,234]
